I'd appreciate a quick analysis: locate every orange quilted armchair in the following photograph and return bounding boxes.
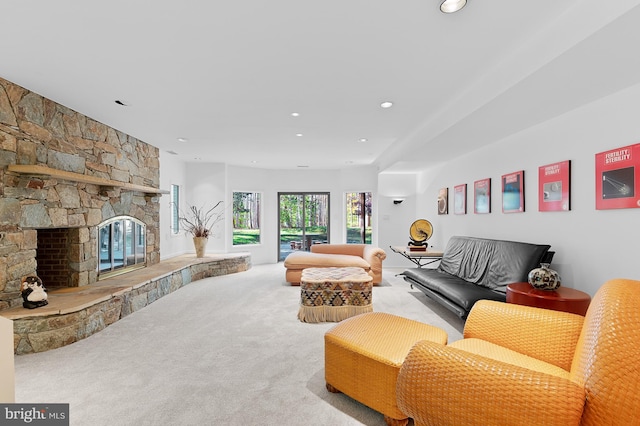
[396,278,640,426]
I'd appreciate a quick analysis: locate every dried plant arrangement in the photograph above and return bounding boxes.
[179,201,224,238]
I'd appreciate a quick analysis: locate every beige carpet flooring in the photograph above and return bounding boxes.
[14,263,464,426]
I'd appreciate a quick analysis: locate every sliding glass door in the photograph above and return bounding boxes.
[278,192,329,261]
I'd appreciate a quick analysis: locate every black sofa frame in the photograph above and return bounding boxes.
[401,236,553,319]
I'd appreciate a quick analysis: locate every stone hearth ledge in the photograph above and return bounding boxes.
[1,253,251,355]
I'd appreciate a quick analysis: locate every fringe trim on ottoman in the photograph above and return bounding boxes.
[297,304,373,323]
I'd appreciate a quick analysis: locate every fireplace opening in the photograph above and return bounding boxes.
[34,216,147,289]
[36,228,75,289]
[98,216,146,279]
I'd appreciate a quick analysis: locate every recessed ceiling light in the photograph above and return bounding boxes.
[440,0,467,13]
[297,165,309,168]
[380,101,393,109]
[291,112,300,117]
[296,133,303,137]
[177,138,188,143]
[359,138,368,143]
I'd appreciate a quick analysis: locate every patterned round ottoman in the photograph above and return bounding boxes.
[298,267,373,323]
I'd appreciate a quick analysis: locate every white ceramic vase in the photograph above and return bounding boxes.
[528,263,561,291]
[193,237,208,258]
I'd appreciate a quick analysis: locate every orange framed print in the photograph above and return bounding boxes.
[595,143,640,210]
[438,187,448,215]
[502,170,525,213]
[539,160,571,212]
[454,184,466,215]
[474,178,491,214]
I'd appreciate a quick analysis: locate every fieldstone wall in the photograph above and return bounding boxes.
[11,254,251,354]
[0,77,162,310]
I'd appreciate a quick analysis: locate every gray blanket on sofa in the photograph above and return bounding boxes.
[402,236,552,318]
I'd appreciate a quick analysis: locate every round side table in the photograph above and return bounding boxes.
[506,282,591,316]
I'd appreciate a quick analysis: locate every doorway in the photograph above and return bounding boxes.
[278,192,330,261]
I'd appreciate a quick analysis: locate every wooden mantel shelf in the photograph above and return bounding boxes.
[7,164,169,195]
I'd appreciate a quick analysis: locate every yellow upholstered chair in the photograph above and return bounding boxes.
[396,278,640,426]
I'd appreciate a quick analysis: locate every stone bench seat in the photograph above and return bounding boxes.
[1,253,250,354]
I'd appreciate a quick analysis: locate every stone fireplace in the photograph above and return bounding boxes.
[0,76,163,310]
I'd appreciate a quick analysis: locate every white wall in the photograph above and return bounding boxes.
[226,165,378,264]
[185,162,227,253]
[414,82,640,296]
[377,172,420,265]
[160,161,379,265]
[159,153,190,259]
[160,83,640,296]
[159,158,227,258]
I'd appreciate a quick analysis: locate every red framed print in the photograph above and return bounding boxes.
[502,170,525,213]
[473,178,491,214]
[454,184,467,215]
[595,143,640,210]
[539,160,571,212]
[437,187,448,215]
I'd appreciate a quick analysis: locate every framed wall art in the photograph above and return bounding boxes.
[454,184,467,215]
[502,170,524,213]
[473,178,491,214]
[595,143,640,210]
[539,160,571,212]
[438,187,448,215]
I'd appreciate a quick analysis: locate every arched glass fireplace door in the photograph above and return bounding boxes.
[98,216,146,278]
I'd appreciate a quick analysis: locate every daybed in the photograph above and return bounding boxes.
[401,236,552,318]
[284,244,386,285]
[396,278,640,426]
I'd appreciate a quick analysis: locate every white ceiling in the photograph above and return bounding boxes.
[1,0,640,171]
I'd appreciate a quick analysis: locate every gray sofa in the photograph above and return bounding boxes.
[401,236,553,318]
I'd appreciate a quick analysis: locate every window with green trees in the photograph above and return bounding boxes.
[346,192,372,244]
[233,192,261,245]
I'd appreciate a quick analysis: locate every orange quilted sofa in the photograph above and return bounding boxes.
[284,244,386,285]
[396,278,640,426]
